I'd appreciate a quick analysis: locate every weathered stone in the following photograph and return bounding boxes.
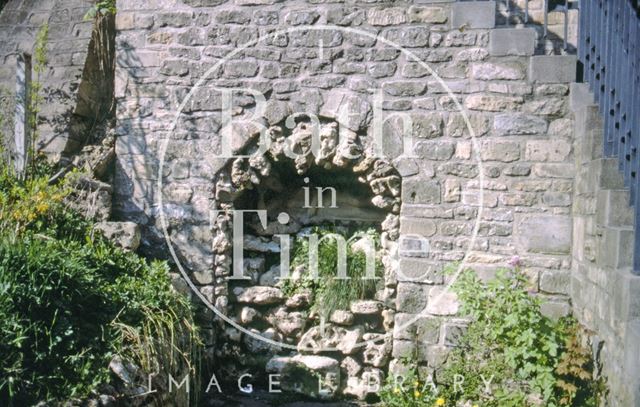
[470,62,525,81]
[455,48,489,62]
[480,140,521,162]
[529,55,577,83]
[402,179,441,204]
[489,28,536,56]
[109,356,137,385]
[330,310,355,326]
[411,113,443,139]
[444,31,477,47]
[516,215,572,254]
[442,323,467,346]
[327,7,366,26]
[522,97,566,116]
[290,30,342,48]
[244,328,280,353]
[350,300,383,315]
[234,286,284,305]
[414,140,455,160]
[362,333,392,367]
[532,163,575,178]
[451,1,496,29]
[268,307,307,338]
[367,62,397,78]
[282,355,340,400]
[444,179,462,203]
[525,140,572,162]
[540,270,571,295]
[244,235,281,252]
[253,10,279,25]
[286,290,313,309]
[367,7,406,26]
[393,313,440,343]
[284,10,320,25]
[320,90,371,131]
[240,307,260,324]
[407,6,447,24]
[94,221,141,251]
[426,287,459,316]
[399,217,437,237]
[396,283,429,313]
[341,356,362,377]
[216,10,251,24]
[383,81,427,97]
[381,27,430,47]
[465,94,523,111]
[397,258,444,284]
[493,113,548,136]
[298,325,363,355]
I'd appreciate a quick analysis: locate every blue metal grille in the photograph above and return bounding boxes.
[578,0,640,273]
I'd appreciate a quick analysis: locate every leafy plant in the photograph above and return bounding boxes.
[380,356,445,407]
[381,266,603,407]
[85,0,116,19]
[281,226,382,321]
[0,159,202,406]
[555,324,605,406]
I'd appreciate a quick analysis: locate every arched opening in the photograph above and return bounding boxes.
[209,116,402,399]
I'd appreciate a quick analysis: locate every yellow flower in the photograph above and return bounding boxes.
[435,398,446,406]
[414,381,420,386]
[414,390,421,398]
[36,202,49,213]
[393,387,400,394]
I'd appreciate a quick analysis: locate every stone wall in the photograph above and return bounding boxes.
[0,0,106,160]
[570,83,640,407]
[113,0,580,399]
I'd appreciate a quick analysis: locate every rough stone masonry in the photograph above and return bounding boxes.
[111,0,580,398]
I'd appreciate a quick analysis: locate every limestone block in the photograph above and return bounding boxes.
[94,221,141,251]
[402,179,441,204]
[470,62,525,81]
[367,7,407,26]
[516,215,572,254]
[525,139,572,162]
[539,270,571,295]
[529,55,577,83]
[426,287,459,315]
[408,6,448,23]
[381,27,430,47]
[451,1,496,29]
[493,113,548,136]
[397,258,444,284]
[234,286,284,305]
[396,283,429,313]
[489,28,536,56]
[465,94,523,111]
[480,140,521,162]
[382,81,428,97]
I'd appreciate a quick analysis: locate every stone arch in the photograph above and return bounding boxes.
[208,106,404,397]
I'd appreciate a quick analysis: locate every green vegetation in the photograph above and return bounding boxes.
[380,266,604,407]
[0,19,200,406]
[0,157,202,406]
[85,0,116,19]
[281,226,382,321]
[29,23,48,150]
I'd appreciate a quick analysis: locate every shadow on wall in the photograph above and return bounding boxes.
[495,0,578,55]
[112,40,167,259]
